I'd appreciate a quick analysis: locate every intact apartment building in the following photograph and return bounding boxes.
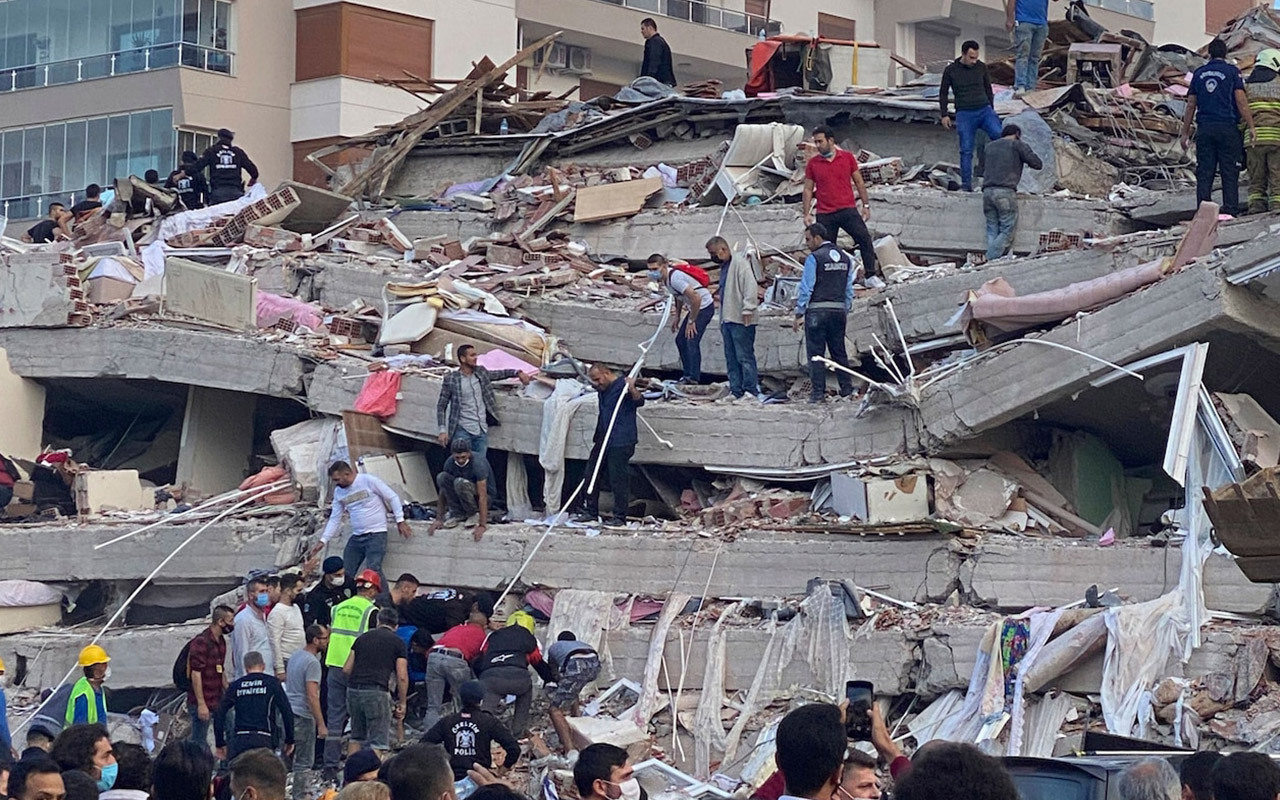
[0,0,1220,222]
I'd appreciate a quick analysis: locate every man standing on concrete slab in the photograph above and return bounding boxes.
[982,124,1043,261]
[794,224,855,404]
[181,129,258,206]
[648,255,714,385]
[232,576,275,682]
[941,41,1002,192]
[429,438,492,541]
[1007,0,1056,94]
[639,18,676,87]
[1245,49,1280,214]
[707,236,761,400]
[312,461,412,591]
[322,570,380,781]
[1181,38,1255,218]
[802,127,878,280]
[436,344,532,465]
[579,363,644,526]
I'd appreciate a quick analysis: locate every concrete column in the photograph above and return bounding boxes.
[175,386,257,495]
[0,347,45,460]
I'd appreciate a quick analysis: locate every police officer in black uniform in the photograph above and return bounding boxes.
[181,128,259,205]
[793,222,856,403]
[166,151,209,210]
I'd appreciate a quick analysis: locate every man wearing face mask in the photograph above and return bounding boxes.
[429,438,492,540]
[50,724,117,793]
[186,606,235,749]
[231,577,276,682]
[754,705,908,800]
[322,571,382,781]
[268,575,306,680]
[215,651,295,761]
[302,558,353,628]
[802,127,878,281]
[574,744,644,800]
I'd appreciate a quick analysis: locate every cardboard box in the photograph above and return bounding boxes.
[86,276,136,304]
[4,502,35,518]
[11,480,33,502]
[831,472,930,523]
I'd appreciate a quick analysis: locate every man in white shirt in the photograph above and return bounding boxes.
[268,574,307,679]
[647,254,715,385]
[231,574,275,681]
[309,461,412,594]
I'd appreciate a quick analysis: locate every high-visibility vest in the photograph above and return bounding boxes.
[66,677,102,725]
[326,596,375,668]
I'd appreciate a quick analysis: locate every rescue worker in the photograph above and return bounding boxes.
[29,645,110,747]
[322,569,381,781]
[165,151,208,210]
[179,129,259,205]
[1245,48,1280,214]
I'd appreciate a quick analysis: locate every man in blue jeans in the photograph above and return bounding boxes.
[435,343,533,464]
[707,236,761,400]
[940,41,1002,192]
[648,254,715,384]
[310,461,412,591]
[1007,0,1056,94]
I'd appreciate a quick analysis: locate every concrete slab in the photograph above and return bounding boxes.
[1,622,205,691]
[308,359,920,469]
[963,537,1273,614]
[0,327,310,399]
[0,255,79,328]
[391,187,1133,263]
[0,517,307,583]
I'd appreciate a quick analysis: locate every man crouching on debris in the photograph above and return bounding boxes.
[430,438,491,541]
[981,124,1042,261]
[794,224,855,404]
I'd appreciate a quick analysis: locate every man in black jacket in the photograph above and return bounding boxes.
[577,363,644,526]
[181,129,258,205]
[165,151,209,210]
[215,651,294,761]
[640,18,676,86]
[421,680,520,780]
[474,612,554,738]
[940,41,1002,192]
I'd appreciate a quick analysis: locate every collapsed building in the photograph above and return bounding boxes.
[7,8,1280,790]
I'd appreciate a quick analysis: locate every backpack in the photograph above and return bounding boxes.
[172,640,193,692]
[669,260,711,288]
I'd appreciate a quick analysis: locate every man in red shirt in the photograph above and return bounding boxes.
[803,127,879,280]
[186,604,234,750]
[422,596,492,730]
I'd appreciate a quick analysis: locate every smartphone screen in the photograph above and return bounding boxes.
[845,680,874,740]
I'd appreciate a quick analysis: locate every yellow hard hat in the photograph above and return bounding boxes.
[0,655,6,672]
[77,644,110,667]
[507,611,535,634]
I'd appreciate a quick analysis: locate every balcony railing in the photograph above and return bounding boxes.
[0,43,233,94]
[596,0,779,37]
[1084,0,1154,22]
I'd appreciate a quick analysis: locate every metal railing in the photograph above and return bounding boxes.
[1085,0,1154,22]
[0,43,233,93]
[596,0,778,37]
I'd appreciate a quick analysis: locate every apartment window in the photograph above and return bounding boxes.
[295,3,432,83]
[818,13,856,41]
[0,0,231,93]
[178,129,217,161]
[0,108,174,220]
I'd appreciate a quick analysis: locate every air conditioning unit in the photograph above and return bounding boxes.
[565,46,593,75]
[535,42,569,70]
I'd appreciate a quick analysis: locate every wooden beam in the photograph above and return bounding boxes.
[338,31,563,200]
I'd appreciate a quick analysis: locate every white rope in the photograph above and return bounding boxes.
[94,480,290,550]
[494,298,674,609]
[14,482,289,735]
